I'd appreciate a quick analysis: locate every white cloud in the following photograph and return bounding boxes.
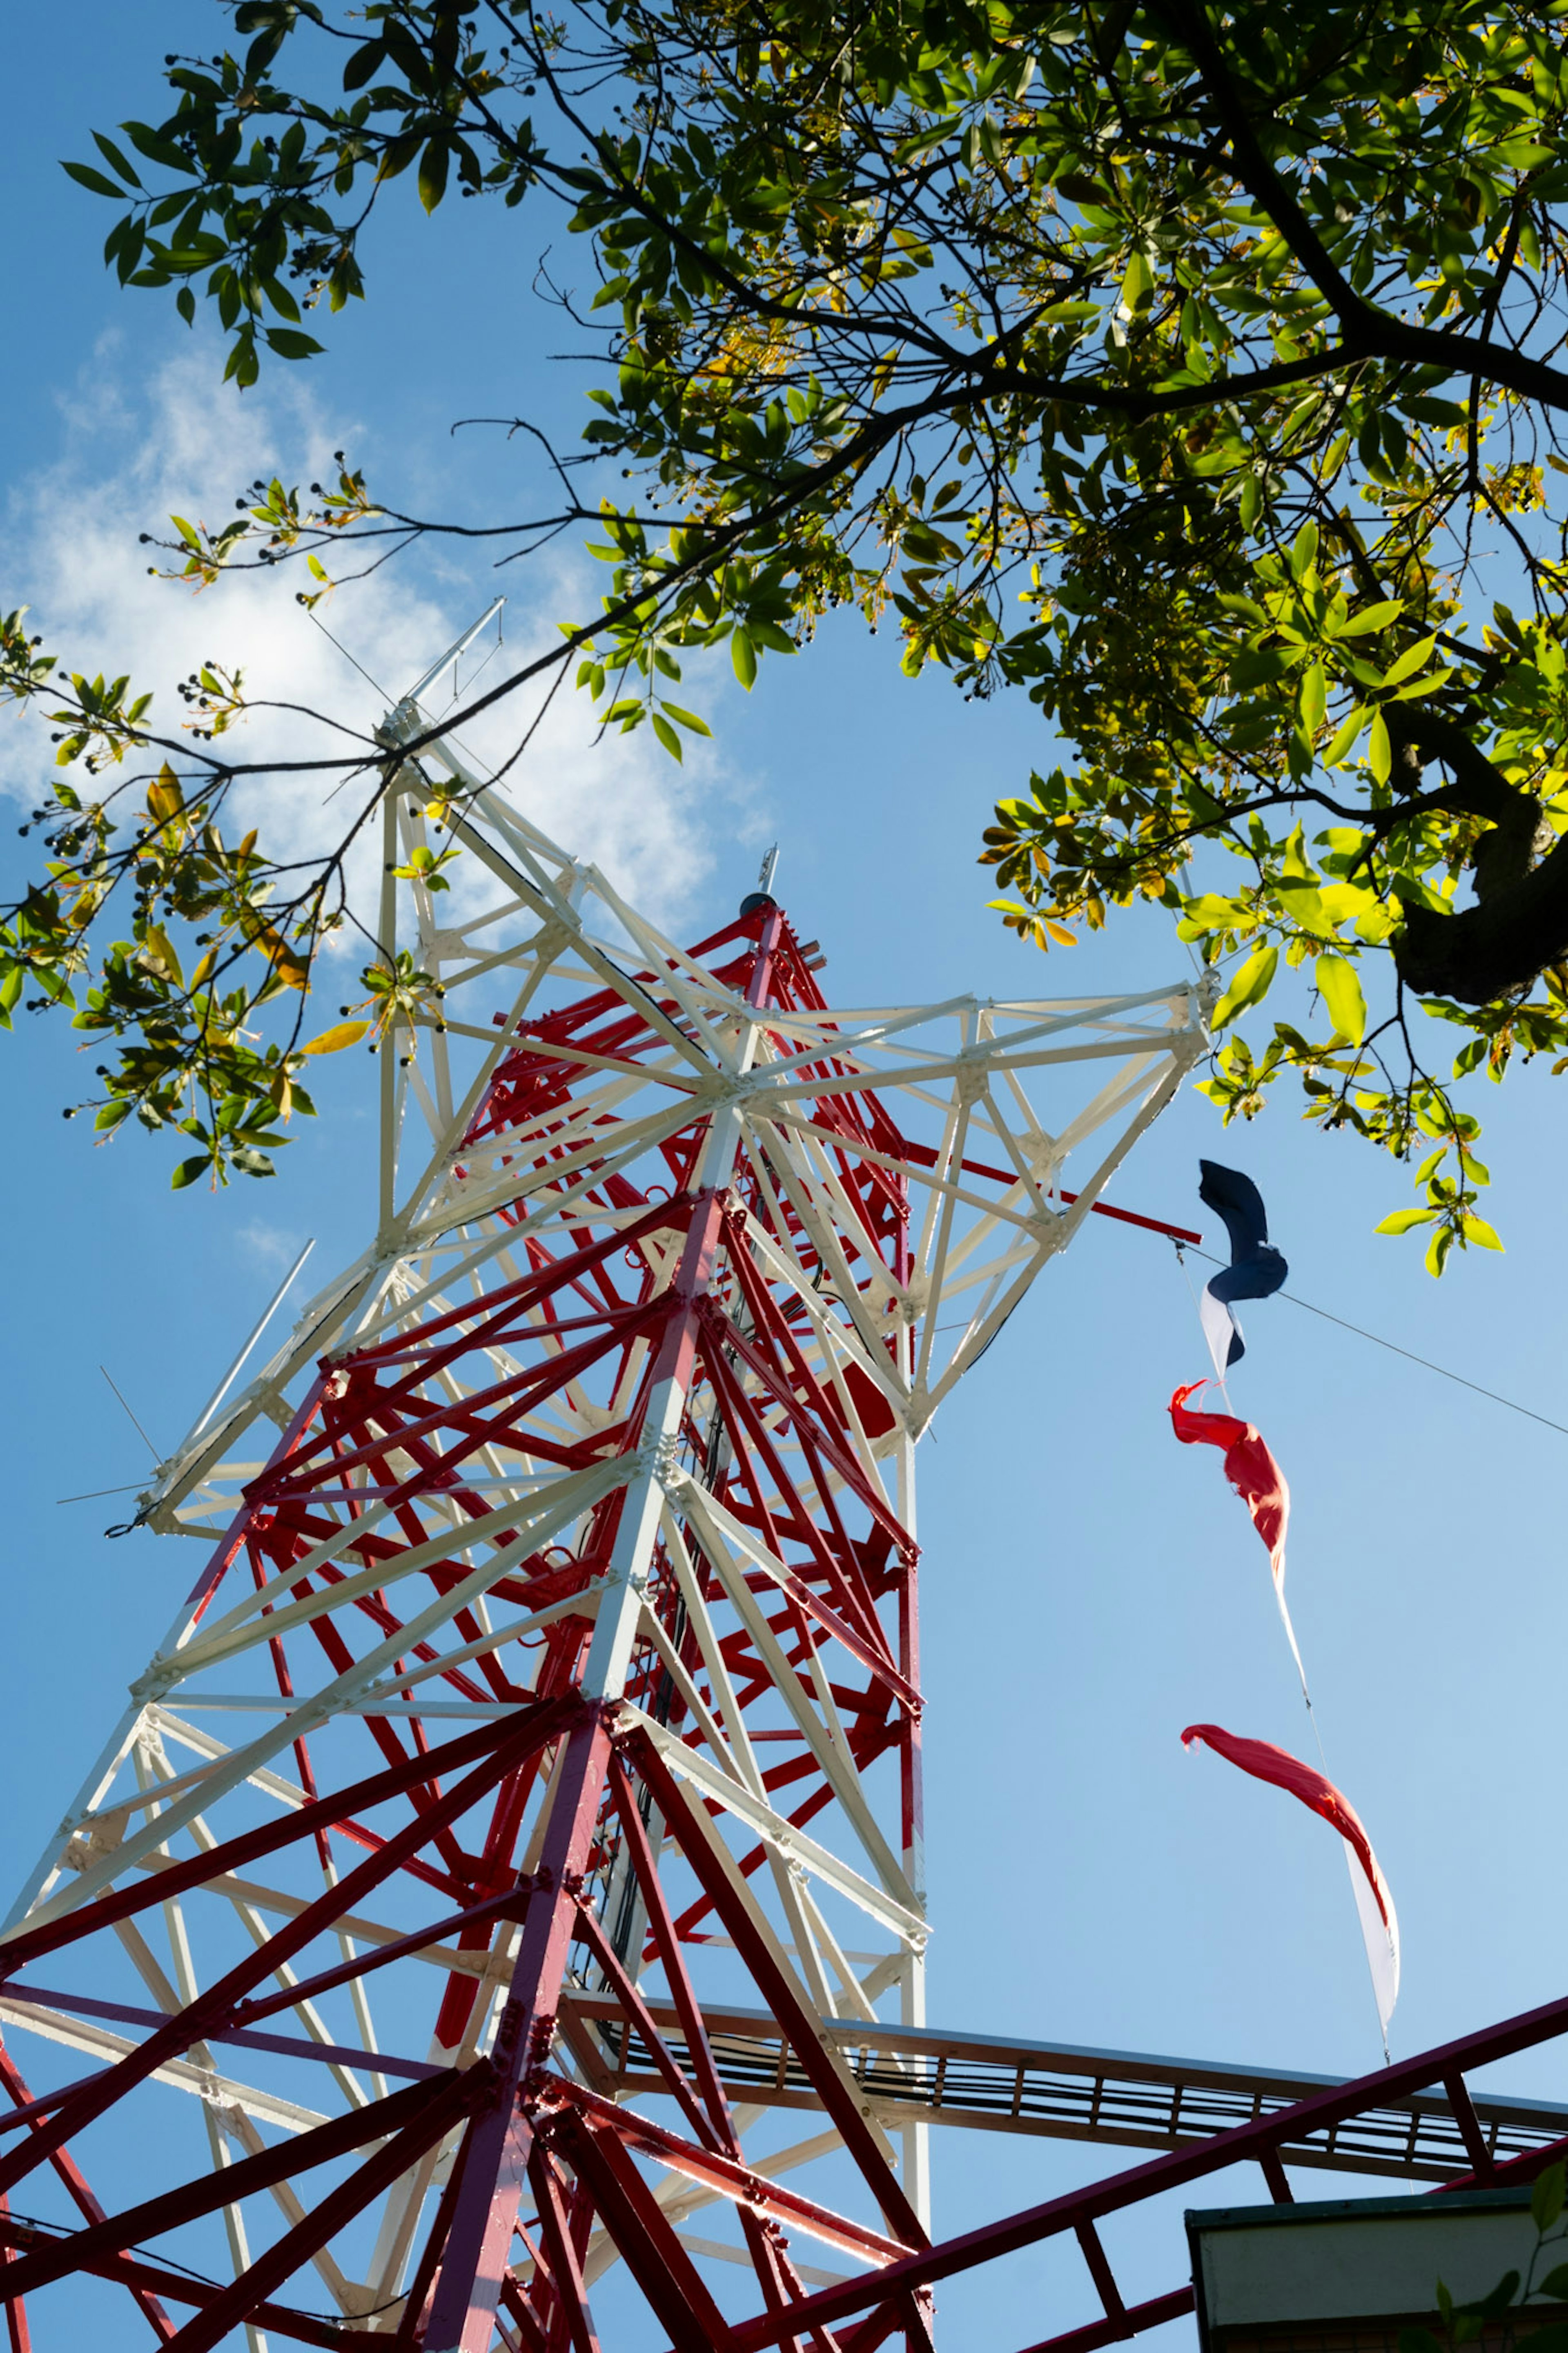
[2,336,758,935]
[235,1218,309,1272]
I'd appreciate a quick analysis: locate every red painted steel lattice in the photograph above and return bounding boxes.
[20,714,1517,2353]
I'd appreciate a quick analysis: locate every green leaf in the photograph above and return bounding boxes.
[1316,952,1366,1043]
[1477,2271,1522,2320]
[121,119,197,175]
[1375,1206,1436,1235]
[1321,703,1367,767]
[265,328,325,360]
[1333,600,1405,638]
[731,628,757,689]
[171,1153,212,1191]
[1383,633,1440,688]
[92,132,143,189]
[230,1146,276,1177]
[1461,1213,1503,1252]
[1535,2163,1567,2233]
[418,138,450,214]
[1211,943,1278,1029]
[342,38,387,88]
[650,712,683,761]
[659,700,711,736]
[1299,661,1327,734]
[62,160,127,200]
[1536,2266,1568,2302]
[1290,519,1319,579]
[1120,250,1152,310]
[1368,709,1392,784]
[1275,881,1339,939]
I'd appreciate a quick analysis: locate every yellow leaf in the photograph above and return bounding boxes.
[1461,1214,1503,1251]
[300,1020,370,1057]
[1044,920,1078,947]
[240,909,310,989]
[147,763,185,826]
[140,924,184,987]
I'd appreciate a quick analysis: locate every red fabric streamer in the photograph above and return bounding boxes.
[1169,1381,1289,1577]
[1179,1723,1392,1932]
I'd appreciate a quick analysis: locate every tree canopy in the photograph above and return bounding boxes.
[10,0,1568,1267]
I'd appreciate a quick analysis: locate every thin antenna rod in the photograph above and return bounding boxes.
[401,598,506,711]
[98,1367,161,1465]
[757,844,780,898]
[188,1239,317,1445]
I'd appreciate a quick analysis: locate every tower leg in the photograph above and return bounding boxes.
[423,1711,613,2353]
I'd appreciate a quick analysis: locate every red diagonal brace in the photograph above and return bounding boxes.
[527,2145,605,2353]
[162,2068,478,2353]
[0,2070,459,2302]
[0,1705,572,2199]
[605,1749,739,2153]
[622,1726,927,2252]
[0,1698,572,1976]
[551,2106,732,2353]
[0,2036,174,2343]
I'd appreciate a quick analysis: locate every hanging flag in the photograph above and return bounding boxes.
[1198,1160,1288,1378]
[1169,1380,1305,1689]
[1180,1722,1399,2043]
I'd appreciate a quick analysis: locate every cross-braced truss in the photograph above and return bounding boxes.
[0,669,1210,2350]
[7,671,1568,2353]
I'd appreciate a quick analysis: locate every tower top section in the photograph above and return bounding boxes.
[135,657,1207,1538]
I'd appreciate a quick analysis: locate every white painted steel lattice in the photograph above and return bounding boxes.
[0,651,1207,2352]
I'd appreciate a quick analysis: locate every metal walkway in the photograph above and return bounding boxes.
[561,1993,1568,2183]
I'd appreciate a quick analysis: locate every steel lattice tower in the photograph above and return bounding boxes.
[7,650,1568,2353]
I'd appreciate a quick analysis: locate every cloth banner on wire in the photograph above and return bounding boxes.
[1181,1722,1399,2042]
[1169,1380,1306,1692]
[1198,1160,1288,1378]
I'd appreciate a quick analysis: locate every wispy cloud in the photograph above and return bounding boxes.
[234,1218,309,1272]
[2,335,758,930]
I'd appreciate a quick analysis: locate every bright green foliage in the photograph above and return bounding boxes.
[0,613,400,1188]
[1399,2160,1568,2353]
[20,0,1568,1245]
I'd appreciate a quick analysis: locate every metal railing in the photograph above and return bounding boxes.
[560,1994,1568,2183]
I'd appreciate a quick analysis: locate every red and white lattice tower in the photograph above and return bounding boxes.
[0,643,1206,2352]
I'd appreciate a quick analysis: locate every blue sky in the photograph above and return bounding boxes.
[4,9,1568,2346]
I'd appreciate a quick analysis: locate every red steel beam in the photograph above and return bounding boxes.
[422,1707,615,2353]
[721,1983,1568,2351]
[0,2217,388,2352]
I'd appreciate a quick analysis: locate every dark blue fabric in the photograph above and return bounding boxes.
[1198,1160,1272,1259]
[1199,1160,1289,1366]
[1209,1247,1288,1306]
